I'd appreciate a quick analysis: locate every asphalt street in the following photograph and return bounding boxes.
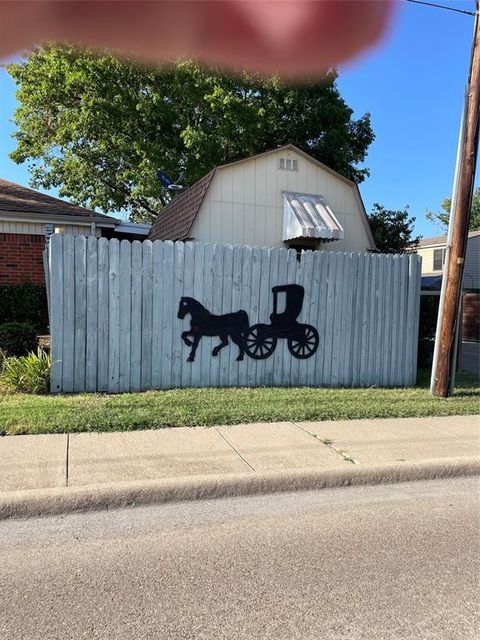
[0,477,479,639]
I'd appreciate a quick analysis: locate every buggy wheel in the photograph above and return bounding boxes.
[288,325,319,359]
[244,324,277,360]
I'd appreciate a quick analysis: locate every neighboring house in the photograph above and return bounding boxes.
[149,145,376,253]
[415,231,479,372]
[0,179,150,285]
[416,230,480,289]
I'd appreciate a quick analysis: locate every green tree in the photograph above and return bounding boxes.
[426,187,480,232]
[7,45,374,223]
[368,204,421,253]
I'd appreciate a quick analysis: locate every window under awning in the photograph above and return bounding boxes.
[282,192,344,242]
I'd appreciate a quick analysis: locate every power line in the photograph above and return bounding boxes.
[405,0,476,16]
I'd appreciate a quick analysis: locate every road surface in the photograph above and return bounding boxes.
[1,478,479,639]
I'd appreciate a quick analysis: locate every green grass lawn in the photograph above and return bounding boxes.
[0,369,478,436]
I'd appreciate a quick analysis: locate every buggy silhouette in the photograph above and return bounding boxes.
[243,285,319,360]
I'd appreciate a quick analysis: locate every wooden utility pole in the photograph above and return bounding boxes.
[431,3,480,397]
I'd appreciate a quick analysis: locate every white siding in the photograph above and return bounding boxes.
[189,149,373,251]
[0,219,101,237]
[0,221,45,234]
[416,246,437,274]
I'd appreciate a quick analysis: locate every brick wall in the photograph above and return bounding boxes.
[0,233,46,285]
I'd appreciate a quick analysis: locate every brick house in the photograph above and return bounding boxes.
[0,179,150,286]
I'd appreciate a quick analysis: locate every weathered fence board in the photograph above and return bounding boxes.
[97,237,109,392]
[119,240,132,392]
[46,236,422,393]
[62,234,75,393]
[49,234,63,393]
[130,241,142,392]
[73,236,87,392]
[85,236,98,392]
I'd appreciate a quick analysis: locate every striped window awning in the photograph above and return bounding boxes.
[282,192,344,242]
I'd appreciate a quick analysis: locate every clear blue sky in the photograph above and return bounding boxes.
[0,0,478,236]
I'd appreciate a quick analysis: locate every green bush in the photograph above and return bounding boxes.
[0,284,48,330]
[0,349,51,394]
[0,322,38,356]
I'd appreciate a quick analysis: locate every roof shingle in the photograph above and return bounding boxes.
[0,178,113,220]
[148,169,216,241]
[417,229,480,247]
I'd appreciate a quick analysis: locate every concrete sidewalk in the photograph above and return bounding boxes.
[1,415,479,519]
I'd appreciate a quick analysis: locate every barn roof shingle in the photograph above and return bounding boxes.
[148,169,216,242]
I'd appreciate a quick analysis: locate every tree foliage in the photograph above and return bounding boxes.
[7,45,374,222]
[368,203,421,253]
[426,187,480,232]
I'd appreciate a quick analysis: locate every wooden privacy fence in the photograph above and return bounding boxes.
[45,234,421,393]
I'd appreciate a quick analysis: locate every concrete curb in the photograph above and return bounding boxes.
[1,457,479,520]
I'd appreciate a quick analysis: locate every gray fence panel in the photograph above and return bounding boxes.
[409,254,422,381]
[172,241,185,389]
[211,244,224,388]
[129,241,142,392]
[246,247,261,387]
[349,252,361,387]
[180,242,194,388]
[61,235,75,393]
[260,245,274,387]
[282,249,297,387]
[108,239,120,394]
[119,240,132,392]
[272,247,287,387]
[97,237,109,392]
[46,236,422,393]
[140,240,153,390]
[151,239,164,389]
[161,241,174,389]
[85,236,98,392]
[73,235,87,393]
[48,234,63,393]
[219,244,233,386]
[201,243,215,388]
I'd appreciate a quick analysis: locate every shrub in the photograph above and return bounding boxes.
[0,284,48,330]
[0,322,38,356]
[0,349,6,373]
[0,349,51,394]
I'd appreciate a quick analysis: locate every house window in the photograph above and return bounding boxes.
[279,158,298,171]
[433,248,445,271]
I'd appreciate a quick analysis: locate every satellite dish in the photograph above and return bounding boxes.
[157,169,173,189]
[157,169,184,195]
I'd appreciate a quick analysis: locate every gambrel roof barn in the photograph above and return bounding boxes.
[149,145,376,253]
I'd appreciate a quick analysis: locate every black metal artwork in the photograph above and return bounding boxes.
[243,285,319,360]
[178,297,249,362]
[178,285,319,362]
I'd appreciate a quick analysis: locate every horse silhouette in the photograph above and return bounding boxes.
[178,297,249,362]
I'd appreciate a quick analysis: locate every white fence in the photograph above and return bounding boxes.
[45,234,421,393]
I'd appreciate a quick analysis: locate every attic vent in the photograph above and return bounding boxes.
[279,158,298,171]
[45,223,54,238]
